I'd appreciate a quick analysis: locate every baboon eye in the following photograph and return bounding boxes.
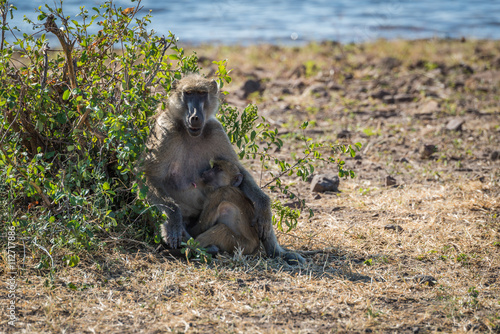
[185,91,193,95]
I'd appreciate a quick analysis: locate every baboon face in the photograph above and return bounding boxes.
[171,75,219,137]
[202,160,243,189]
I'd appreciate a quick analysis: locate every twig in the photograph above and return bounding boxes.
[0,105,20,145]
[32,239,54,268]
[0,1,7,52]
[41,43,49,89]
[145,36,174,87]
[261,153,311,189]
[0,143,53,209]
[44,15,77,90]
[0,89,52,208]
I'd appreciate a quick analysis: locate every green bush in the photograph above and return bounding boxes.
[0,0,358,269]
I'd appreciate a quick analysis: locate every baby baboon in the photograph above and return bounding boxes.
[142,74,304,264]
[190,160,259,255]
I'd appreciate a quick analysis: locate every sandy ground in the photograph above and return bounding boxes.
[2,39,500,333]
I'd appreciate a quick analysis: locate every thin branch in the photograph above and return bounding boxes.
[0,143,53,209]
[0,0,7,52]
[145,36,174,87]
[32,239,54,268]
[261,153,311,189]
[41,43,49,89]
[44,14,77,90]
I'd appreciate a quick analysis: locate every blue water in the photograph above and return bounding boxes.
[10,0,500,44]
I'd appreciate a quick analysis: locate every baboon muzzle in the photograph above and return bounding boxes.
[186,100,205,136]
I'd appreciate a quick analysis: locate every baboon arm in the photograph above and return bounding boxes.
[145,177,188,248]
[189,200,220,237]
[237,168,272,240]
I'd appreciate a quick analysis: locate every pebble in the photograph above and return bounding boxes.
[420,144,437,159]
[370,89,390,99]
[445,118,465,131]
[310,173,340,193]
[241,79,261,98]
[337,130,351,139]
[379,56,402,70]
[384,224,404,233]
[491,151,499,161]
[383,94,414,104]
[413,275,437,286]
[384,176,397,187]
[417,100,439,115]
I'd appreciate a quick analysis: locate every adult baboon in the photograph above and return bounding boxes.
[191,159,259,255]
[143,74,304,264]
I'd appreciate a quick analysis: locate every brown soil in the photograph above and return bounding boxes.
[3,39,500,333]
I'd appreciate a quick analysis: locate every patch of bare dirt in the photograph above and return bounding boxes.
[2,39,499,333]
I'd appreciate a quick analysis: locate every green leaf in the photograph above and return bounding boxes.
[62,89,70,100]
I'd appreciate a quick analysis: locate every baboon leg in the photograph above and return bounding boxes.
[194,201,259,255]
[195,224,259,255]
[189,202,221,238]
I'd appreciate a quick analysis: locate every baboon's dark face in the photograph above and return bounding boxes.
[171,76,218,137]
[183,89,208,137]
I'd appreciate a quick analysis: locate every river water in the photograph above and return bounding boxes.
[10,0,500,45]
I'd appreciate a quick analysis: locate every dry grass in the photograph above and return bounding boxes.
[2,39,500,333]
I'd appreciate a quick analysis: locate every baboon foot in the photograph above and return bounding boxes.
[204,245,220,255]
[283,251,305,265]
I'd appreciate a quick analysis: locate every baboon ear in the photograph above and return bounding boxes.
[232,173,243,187]
[170,79,178,90]
[210,79,219,93]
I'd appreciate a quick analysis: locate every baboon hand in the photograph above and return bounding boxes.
[162,222,188,249]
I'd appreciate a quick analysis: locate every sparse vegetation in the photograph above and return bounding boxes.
[1,0,499,332]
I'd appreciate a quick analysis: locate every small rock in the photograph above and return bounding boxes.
[288,64,306,78]
[326,82,342,90]
[384,176,397,187]
[241,79,261,98]
[420,144,437,159]
[384,224,404,233]
[417,100,439,115]
[310,173,340,193]
[380,56,402,70]
[370,89,391,99]
[393,94,415,103]
[383,94,414,104]
[303,83,329,98]
[400,157,409,163]
[445,118,465,131]
[314,194,321,200]
[412,327,420,333]
[490,151,499,161]
[413,275,437,286]
[337,130,351,139]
